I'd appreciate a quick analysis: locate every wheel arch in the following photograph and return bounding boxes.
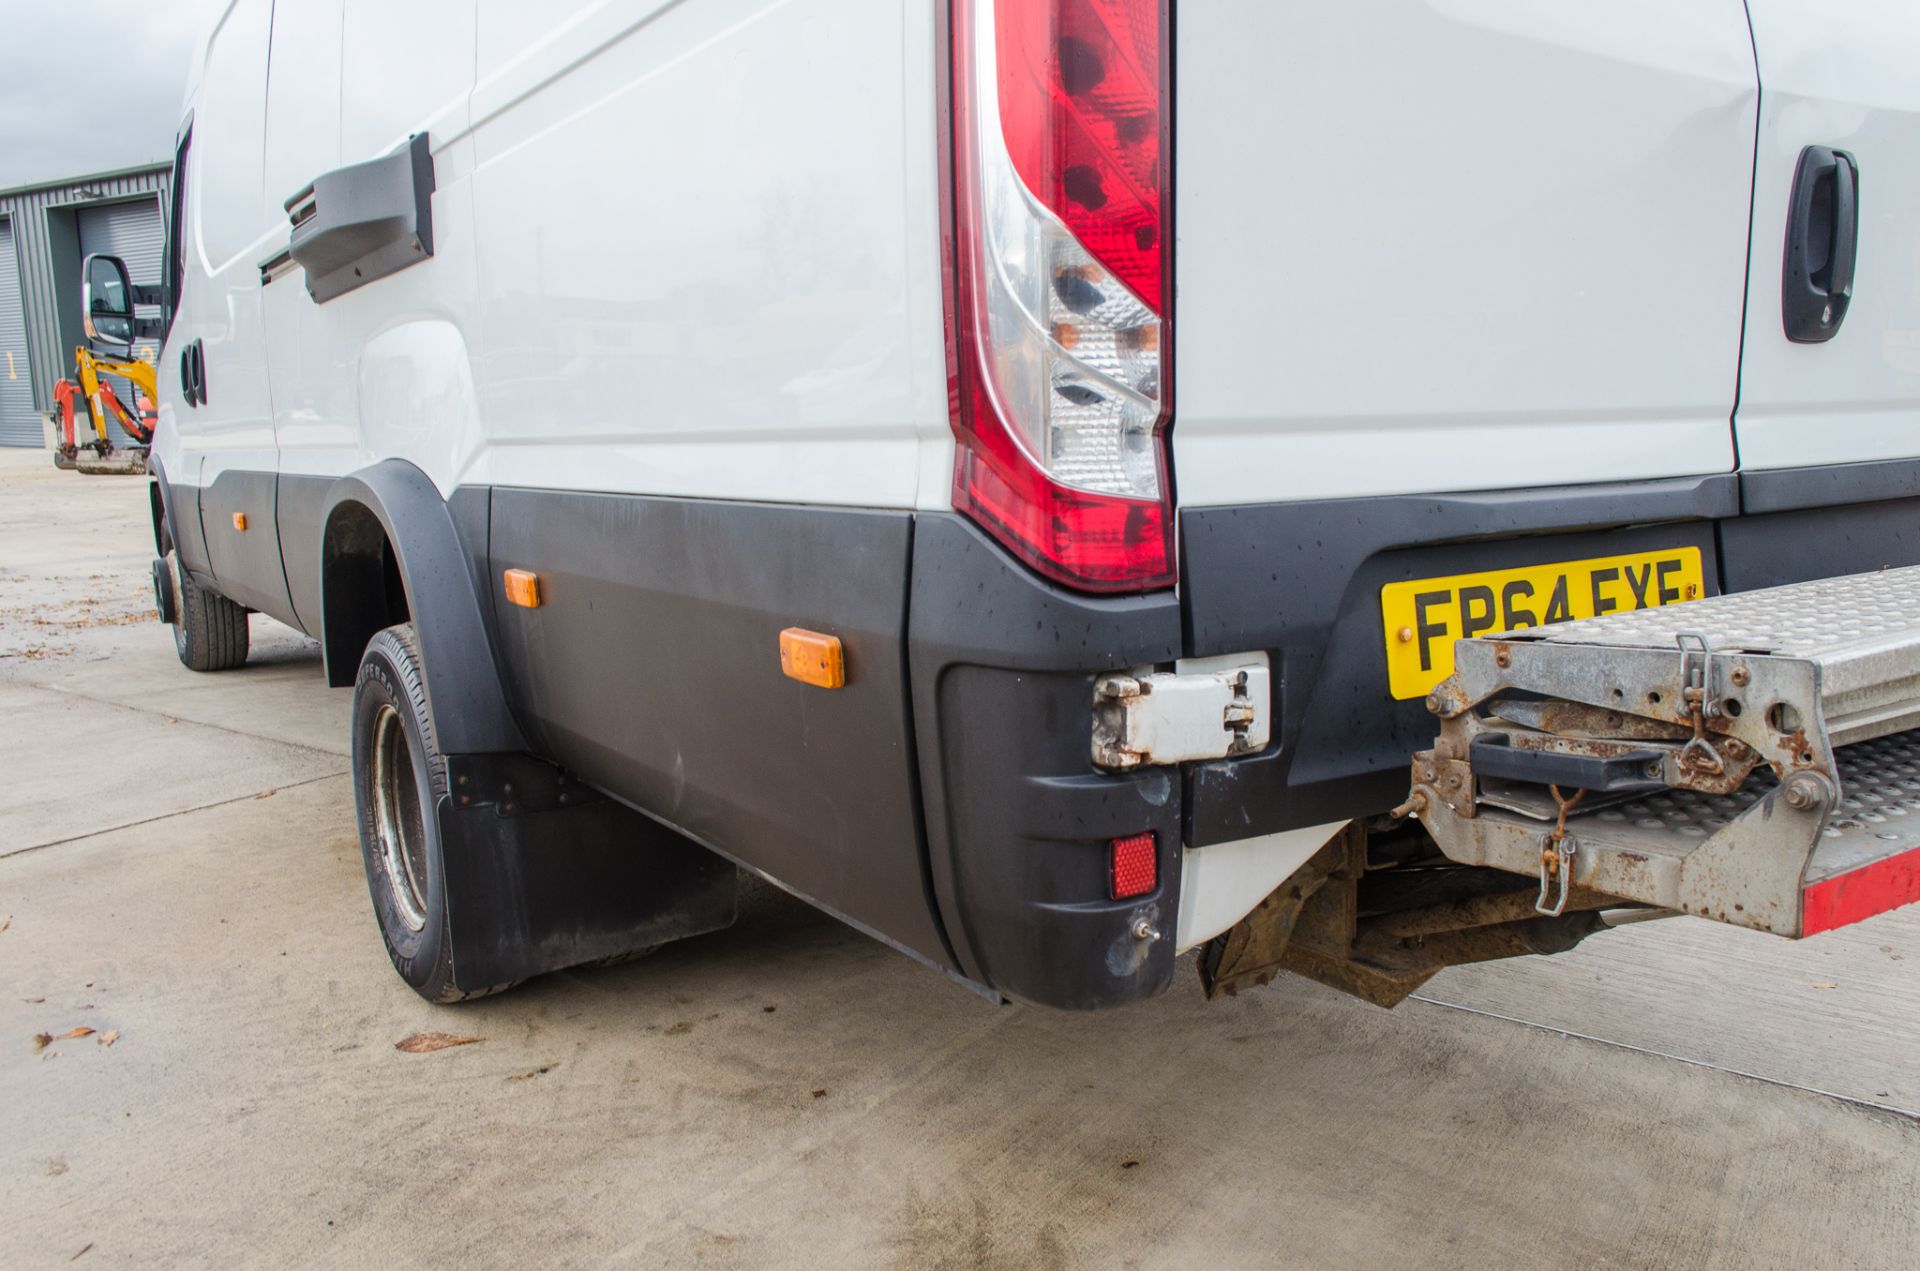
[148,453,185,559]
[319,460,525,755]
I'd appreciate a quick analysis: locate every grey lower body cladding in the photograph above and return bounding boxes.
[167,459,1920,1009]
[478,492,1184,1010]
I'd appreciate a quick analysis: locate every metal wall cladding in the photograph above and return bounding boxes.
[0,220,34,444]
[0,163,171,445]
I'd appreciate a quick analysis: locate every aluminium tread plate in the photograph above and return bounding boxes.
[1469,565,1920,745]
[1506,565,1920,660]
[1535,726,1920,887]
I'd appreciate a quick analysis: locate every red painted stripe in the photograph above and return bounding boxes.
[1802,845,1920,936]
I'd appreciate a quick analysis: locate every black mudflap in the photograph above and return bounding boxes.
[437,754,738,989]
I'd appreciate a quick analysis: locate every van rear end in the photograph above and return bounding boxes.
[915,0,1920,1009]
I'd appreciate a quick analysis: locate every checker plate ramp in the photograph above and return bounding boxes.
[1410,566,1920,937]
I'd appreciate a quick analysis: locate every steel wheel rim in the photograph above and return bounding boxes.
[371,703,430,932]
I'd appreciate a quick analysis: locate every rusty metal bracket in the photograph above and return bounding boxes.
[1198,826,1352,999]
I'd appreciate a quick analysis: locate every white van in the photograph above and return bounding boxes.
[90,0,1920,1009]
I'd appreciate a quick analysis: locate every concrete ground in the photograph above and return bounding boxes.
[2,447,1915,1269]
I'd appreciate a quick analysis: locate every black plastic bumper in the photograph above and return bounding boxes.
[908,515,1184,1010]
[909,467,1920,1010]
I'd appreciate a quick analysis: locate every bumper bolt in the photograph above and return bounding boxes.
[1782,771,1832,812]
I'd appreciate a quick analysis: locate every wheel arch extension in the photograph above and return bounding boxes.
[319,460,525,755]
[147,454,185,560]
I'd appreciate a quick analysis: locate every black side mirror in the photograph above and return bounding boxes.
[83,253,136,348]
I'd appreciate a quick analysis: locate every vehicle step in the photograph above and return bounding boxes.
[1471,564,1920,746]
[1409,566,1920,937]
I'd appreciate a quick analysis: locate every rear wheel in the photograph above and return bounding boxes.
[351,623,515,1003]
[169,552,249,672]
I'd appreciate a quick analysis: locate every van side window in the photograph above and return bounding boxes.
[162,128,190,342]
[196,0,273,270]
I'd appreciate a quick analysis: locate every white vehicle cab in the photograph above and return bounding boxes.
[93,0,1920,1010]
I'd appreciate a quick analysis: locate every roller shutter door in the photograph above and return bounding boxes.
[78,197,166,447]
[0,219,37,447]
[78,197,166,290]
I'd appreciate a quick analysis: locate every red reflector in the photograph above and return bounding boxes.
[1802,844,1920,935]
[1109,832,1157,900]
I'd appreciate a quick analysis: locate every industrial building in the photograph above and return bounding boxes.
[0,161,171,448]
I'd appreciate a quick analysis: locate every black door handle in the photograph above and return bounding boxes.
[1783,145,1860,343]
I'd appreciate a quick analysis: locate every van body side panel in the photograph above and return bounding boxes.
[485,488,951,967]
[1733,0,1920,471]
[263,1,485,497]
[463,0,949,507]
[1171,0,1757,507]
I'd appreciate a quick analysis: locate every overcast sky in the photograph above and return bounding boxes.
[0,0,225,189]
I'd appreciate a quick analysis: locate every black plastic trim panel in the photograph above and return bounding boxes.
[199,468,298,627]
[285,133,435,304]
[276,472,329,636]
[1720,494,1920,593]
[1178,475,1737,846]
[485,488,950,970]
[1740,457,1920,515]
[908,514,1184,1009]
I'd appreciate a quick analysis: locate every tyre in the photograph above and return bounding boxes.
[169,552,249,672]
[351,623,514,1003]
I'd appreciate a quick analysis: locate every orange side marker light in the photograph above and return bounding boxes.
[503,568,542,609]
[779,627,845,689]
[232,512,247,531]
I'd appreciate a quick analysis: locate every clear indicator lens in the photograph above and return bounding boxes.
[971,0,1163,500]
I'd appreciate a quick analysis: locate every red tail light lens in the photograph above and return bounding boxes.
[945,0,1175,593]
[994,0,1167,313]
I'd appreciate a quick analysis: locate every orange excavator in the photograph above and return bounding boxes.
[52,252,161,474]
[52,346,157,473]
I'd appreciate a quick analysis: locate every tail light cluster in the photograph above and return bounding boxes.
[946,0,1174,593]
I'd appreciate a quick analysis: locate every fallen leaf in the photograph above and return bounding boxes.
[1121,1160,1140,1170]
[0,915,10,932]
[1809,981,1839,990]
[24,997,45,1005]
[254,789,276,800]
[44,1161,67,1177]
[70,1242,92,1261]
[505,1064,556,1083]
[394,1031,481,1054]
[762,1005,777,1014]
[98,1030,118,1047]
[61,1026,95,1040]
[811,1088,827,1099]
[32,1033,52,1051]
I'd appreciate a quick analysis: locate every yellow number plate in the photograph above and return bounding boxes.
[1380,547,1705,701]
